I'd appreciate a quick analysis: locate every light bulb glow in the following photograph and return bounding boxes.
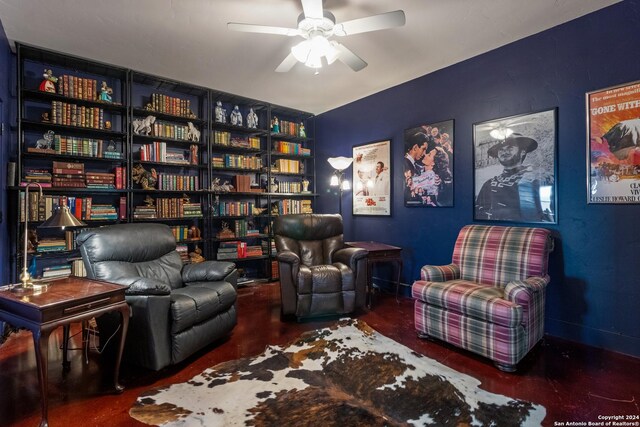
[330,174,339,186]
[341,180,351,191]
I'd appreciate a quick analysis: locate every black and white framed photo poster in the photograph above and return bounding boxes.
[403,120,454,207]
[473,109,557,224]
[352,139,391,216]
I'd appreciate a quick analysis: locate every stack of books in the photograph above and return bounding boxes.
[246,245,263,257]
[133,205,157,219]
[85,172,115,189]
[176,245,189,263]
[42,263,72,279]
[262,240,277,256]
[22,168,52,187]
[217,241,241,260]
[36,238,66,253]
[88,204,118,220]
[71,259,86,277]
[52,161,85,188]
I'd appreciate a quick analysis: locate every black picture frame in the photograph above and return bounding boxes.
[403,119,454,207]
[352,139,392,216]
[473,108,557,224]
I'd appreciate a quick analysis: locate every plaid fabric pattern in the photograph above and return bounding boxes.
[420,264,460,281]
[413,225,552,368]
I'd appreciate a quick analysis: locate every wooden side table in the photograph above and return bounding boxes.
[0,277,129,427]
[346,241,403,308]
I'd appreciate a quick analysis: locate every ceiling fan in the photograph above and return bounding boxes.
[228,0,405,73]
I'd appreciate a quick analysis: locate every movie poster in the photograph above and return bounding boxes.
[352,139,391,216]
[587,80,640,204]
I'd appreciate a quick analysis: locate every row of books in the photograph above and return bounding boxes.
[214,200,256,216]
[273,159,301,174]
[36,238,66,253]
[274,119,305,138]
[22,165,125,189]
[262,240,277,256]
[274,181,306,193]
[216,241,263,260]
[232,175,252,192]
[228,219,261,238]
[273,140,311,156]
[213,131,261,149]
[138,142,198,165]
[19,193,126,221]
[147,120,194,140]
[170,225,198,242]
[56,75,99,101]
[50,101,105,129]
[27,135,122,159]
[212,154,263,170]
[274,199,312,215]
[86,172,116,189]
[133,198,202,219]
[156,173,199,191]
[42,263,73,279]
[148,93,194,118]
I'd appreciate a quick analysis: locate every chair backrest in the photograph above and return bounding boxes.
[453,224,552,286]
[76,223,184,289]
[273,214,344,266]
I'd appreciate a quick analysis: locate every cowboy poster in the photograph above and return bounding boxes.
[587,80,640,204]
[473,109,557,224]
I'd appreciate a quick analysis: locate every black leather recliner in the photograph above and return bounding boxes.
[76,223,237,371]
[274,214,368,320]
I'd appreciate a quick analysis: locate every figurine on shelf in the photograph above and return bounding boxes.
[299,122,306,138]
[186,109,197,119]
[98,81,113,103]
[217,222,235,239]
[132,163,157,190]
[182,193,191,204]
[186,122,201,142]
[144,102,154,111]
[252,206,266,216]
[41,112,51,123]
[21,228,38,253]
[230,105,242,126]
[35,130,55,150]
[220,180,235,193]
[188,225,201,240]
[105,120,112,130]
[188,246,206,263]
[302,177,310,193]
[106,140,117,153]
[211,177,223,192]
[39,69,58,93]
[132,115,156,135]
[271,116,280,133]
[143,195,155,207]
[270,176,278,193]
[246,108,258,129]
[215,101,226,123]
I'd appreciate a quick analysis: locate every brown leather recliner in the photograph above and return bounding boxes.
[274,214,368,320]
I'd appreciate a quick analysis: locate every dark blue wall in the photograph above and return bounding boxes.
[0,20,11,284]
[315,1,640,357]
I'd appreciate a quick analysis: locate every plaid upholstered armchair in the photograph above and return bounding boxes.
[412,225,553,372]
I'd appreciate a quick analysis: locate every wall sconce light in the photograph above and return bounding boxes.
[327,156,353,216]
[12,183,86,293]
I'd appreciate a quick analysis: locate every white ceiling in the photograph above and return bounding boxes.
[0,0,620,115]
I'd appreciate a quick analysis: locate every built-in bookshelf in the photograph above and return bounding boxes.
[9,43,315,285]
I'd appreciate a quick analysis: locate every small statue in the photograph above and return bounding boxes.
[302,177,310,193]
[217,222,235,239]
[143,195,155,207]
[299,122,306,138]
[188,246,206,263]
[98,81,113,103]
[220,180,235,192]
[246,108,258,129]
[105,120,112,130]
[182,193,191,204]
[270,176,278,193]
[186,122,201,142]
[252,206,266,216]
[35,130,55,150]
[39,69,58,93]
[132,115,156,136]
[41,112,51,123]
[21,228,38,253]
[215,101,226,123]
[186,109,197,119]
[106,140,117,152]
[188,225,201,239]
[271,116,280,133]
[144,102,154,111]
[211,177,223,192]
[230,105,242,126]
[132,163,158,190]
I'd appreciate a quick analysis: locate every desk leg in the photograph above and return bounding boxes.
[33,327,53,427]
[62,325,70,371]
[395,259,404,301]
[113,304,129,393]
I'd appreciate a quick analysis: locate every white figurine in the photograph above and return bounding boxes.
[246,108,258,129]
[186,122,201,142]
[215,101,226,123]
[230,105,242,126]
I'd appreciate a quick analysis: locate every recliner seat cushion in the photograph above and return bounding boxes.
[412,279,523,328]
[170,281,237,334]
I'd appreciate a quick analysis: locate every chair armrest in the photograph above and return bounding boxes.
[420,264,460,282]
[277,250,300,266]
[108,276,171,296]
[182,261,236,283]
[333,247,368,271]
[504,275,550,305]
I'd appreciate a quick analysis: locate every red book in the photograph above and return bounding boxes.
[74,198,83,220]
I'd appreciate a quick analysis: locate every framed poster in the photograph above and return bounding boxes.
[403,120,454,207]
[473,108,557,224]
[587,80,640,203]
[352,139,391,216]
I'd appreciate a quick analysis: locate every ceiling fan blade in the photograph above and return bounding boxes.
[333,10,406,36]
[334,43,367,72]
[275,52,299,73]
[227,22,300,36]
[301,0,324,19]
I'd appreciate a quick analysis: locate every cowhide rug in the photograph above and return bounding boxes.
[130,319,545,426]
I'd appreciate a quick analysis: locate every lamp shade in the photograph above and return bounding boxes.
[327,156,353,171]
[40,205,86,228]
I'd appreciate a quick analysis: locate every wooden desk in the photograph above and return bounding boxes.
[0,277,129,427]
[346,241,403,307]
